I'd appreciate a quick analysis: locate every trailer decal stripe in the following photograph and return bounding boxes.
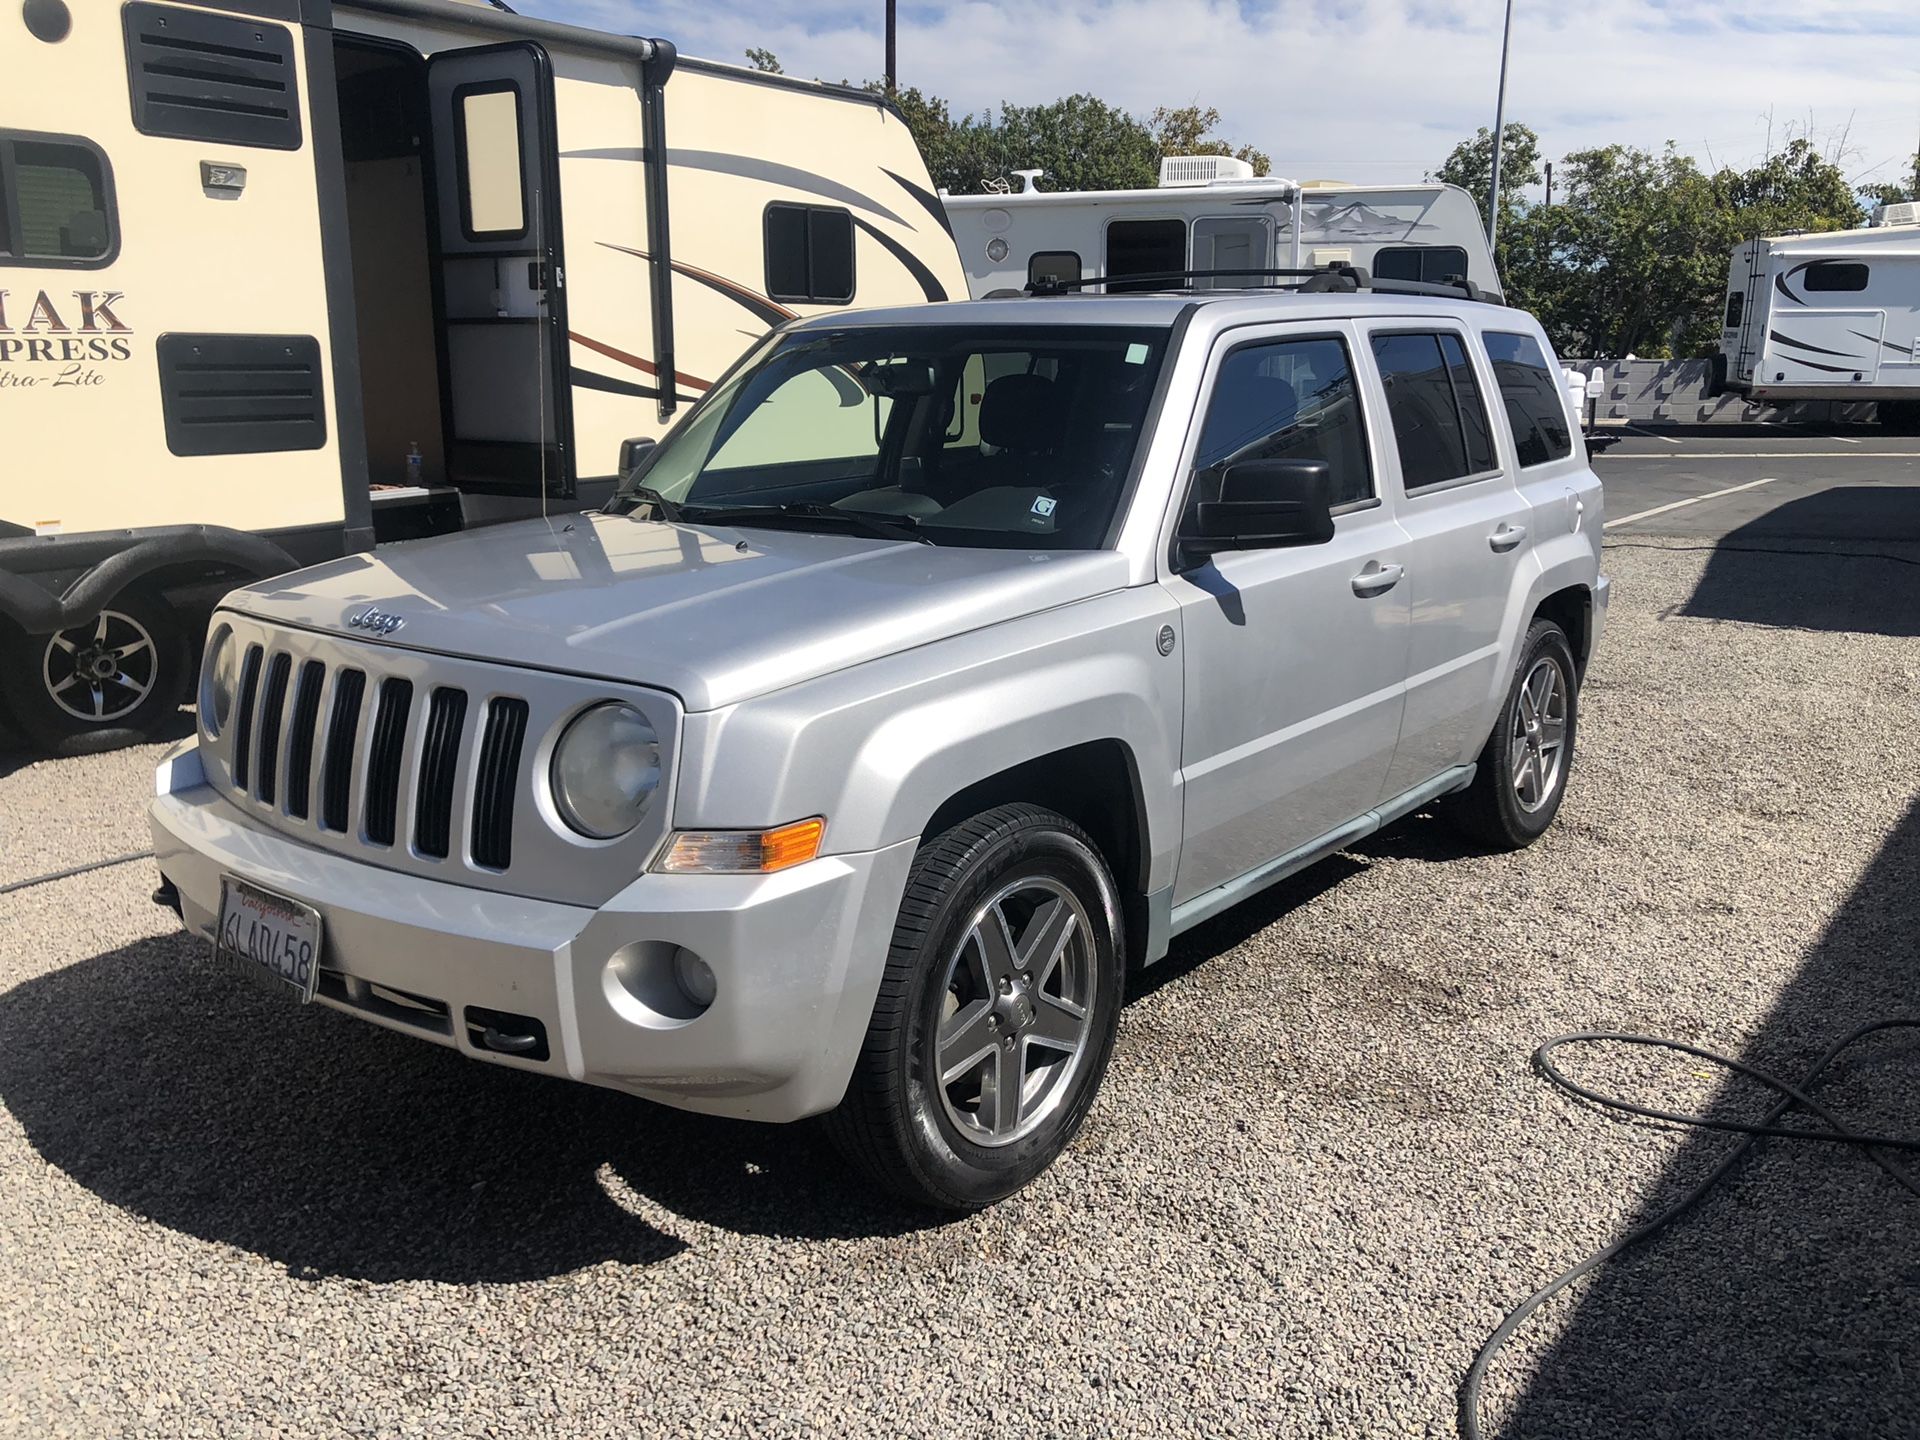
[1851,330,1908,353]
[573,368,664,401]
[1773,272,1807,306]
[1768,330,1859,359]
[596,242,796,328]
[568,328,713,394]
[883,167,951,236]
[561,147,910,228]
[851,217,950,303]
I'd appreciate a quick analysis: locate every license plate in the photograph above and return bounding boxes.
[215,877,323,1003]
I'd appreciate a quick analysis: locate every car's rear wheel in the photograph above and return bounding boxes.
[827,804,1124,1210]
[1449,618,1579,850]
[0,588,190,756]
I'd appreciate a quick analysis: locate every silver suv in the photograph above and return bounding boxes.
[151,286,1606,1210]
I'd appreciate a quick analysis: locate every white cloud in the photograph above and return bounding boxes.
[521,1,1918,192]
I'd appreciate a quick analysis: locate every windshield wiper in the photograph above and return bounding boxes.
[676,501,932,545]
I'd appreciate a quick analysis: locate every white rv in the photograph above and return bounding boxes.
[0,0,964,751]
[944,158,1501,299]
[1713,203,1920,430]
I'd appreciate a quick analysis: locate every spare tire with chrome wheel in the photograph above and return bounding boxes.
[1448,617,1579,850]
[827,803,1124,1210]
[1,587,189,756]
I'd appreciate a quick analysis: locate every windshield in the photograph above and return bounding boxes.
[613,323,1171,550]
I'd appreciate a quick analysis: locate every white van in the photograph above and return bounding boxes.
[0,0,964,751]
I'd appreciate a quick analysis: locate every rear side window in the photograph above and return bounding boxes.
[1803,261,1867,293]
[1370,331,1498,491]
[765,204,855,304]
[1483,331,1572,467]
[1373,246,1470,285]
[1195,336,1374,507]
[0,132,116,268]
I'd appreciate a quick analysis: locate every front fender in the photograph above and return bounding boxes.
[673,587,1184,893]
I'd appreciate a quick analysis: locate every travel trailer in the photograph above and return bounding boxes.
[944,158,1502,300]
[0,0,964,752]
[1712,203,1920,430]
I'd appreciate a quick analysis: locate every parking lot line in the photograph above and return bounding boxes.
[1604,477,1777,529]
[1597,451,1920,460]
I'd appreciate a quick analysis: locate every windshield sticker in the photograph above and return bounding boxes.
[1031,496,1057,519]
[1125,342,1149,365]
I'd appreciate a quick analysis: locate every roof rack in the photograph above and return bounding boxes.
[1022,263,1500,305]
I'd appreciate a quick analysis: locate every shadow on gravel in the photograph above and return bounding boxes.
[1673,487,1920,636]
[0,931,937,1283]
[1494,799,1920,1440]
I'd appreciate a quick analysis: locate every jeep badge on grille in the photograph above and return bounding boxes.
[346,607,405,636]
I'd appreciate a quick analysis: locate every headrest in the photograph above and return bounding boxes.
[978,373,1064,453]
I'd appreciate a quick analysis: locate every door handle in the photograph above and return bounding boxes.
[1489,523,1528,552]
[1350,562,1404,597]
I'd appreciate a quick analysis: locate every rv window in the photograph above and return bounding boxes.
[1105,218,1186,292]
[1482,331,1572,468]
[1370,330,1498,491]
[1803,261,1868,293]
[0,133,116,268]
[1724,292,1743,328]
[456,85,527,240]
[1028,251,1081,287]
[764,204,856,305]
[1195,336,1374,507]
[1373,246,1471,286]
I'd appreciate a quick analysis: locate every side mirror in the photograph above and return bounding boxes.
[1182,458,1336,561]
[618,436,657,479]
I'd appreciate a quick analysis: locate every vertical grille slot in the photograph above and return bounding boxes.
[320,669,366,833]
[284,660,326,820]
[253,652,292,805]
[230,644,264,792]
[363,679,415,847]
[471,697,530,871]
[413,688,469,860]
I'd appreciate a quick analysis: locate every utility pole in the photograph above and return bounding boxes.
[884,0,897,92]
[1487,0,1515,247]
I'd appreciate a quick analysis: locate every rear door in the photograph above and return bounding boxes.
[425,43,573,497]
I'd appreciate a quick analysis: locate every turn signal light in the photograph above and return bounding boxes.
[656,817,826,874]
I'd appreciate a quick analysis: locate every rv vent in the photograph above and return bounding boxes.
[1872,201,1919,228]
[1159,155,1257,188]
[122,3,303,151]
[156,334,326,457]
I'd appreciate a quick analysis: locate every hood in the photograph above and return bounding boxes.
[224,512,1128,711]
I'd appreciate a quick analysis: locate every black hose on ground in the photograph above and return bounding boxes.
[1460,1020,1920,1439]
[0,851,153,897]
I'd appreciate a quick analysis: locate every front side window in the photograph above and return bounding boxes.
[0,132,116,268]
[1370,330,1498,491]
[1194,337,1374,507]
[765,204,855,304]
[618,324,1170,550]
[1483,331,1572,468]
[1803,260,1868,293]
[1373,245,1471,286]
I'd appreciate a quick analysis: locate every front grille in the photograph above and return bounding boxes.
[414,688,468,861]
[284,660,325,820]
[472,698,529,871]
[253,652,292,806]
[363,678,414,848]
[231,644,264,791]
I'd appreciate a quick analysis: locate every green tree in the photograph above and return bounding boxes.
[744,47,782,74]
[1432,123,1542,235]
[1860,154,1919,209]
[1147,104,1270,176]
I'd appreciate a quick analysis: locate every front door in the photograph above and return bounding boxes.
[425,42,573,496]
[1166,323,1411,905]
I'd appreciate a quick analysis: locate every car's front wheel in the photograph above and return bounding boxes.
[827,804,1124,1210]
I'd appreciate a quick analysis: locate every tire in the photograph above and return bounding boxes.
[0,587,191,756]
[1448,618,1579,851]
[826,804,1125,1210]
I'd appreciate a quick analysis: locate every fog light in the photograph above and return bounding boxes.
[673,950,717,1008]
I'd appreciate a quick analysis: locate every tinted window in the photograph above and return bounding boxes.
[1724,292,1743,327]
[1028,250,1081,287]
[1370,331,1497,491]
[1195,337,1373,507]
[1483,331,1572,468]
[0,133,115,267]
[764,204,855,304]
[1105,218,1185,292]
[1803,261,1867,293]
[1373,245,1471,285]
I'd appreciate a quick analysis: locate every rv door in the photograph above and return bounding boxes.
[426,43,574,497]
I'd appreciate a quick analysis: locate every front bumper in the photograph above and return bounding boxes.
[150,744,917,1122]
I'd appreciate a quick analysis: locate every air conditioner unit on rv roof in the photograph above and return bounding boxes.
[1159,155,1256,187]
[1872,201,1920,228]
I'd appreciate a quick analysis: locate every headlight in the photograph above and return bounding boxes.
[550,702,661,839]
[202,624,238,737]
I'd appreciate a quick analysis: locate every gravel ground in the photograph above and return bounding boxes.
[2,540,1916,1439]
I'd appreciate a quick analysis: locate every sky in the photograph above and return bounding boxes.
[518,1,1920,197]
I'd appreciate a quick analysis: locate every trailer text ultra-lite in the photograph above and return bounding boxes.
[0,0,964,752]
